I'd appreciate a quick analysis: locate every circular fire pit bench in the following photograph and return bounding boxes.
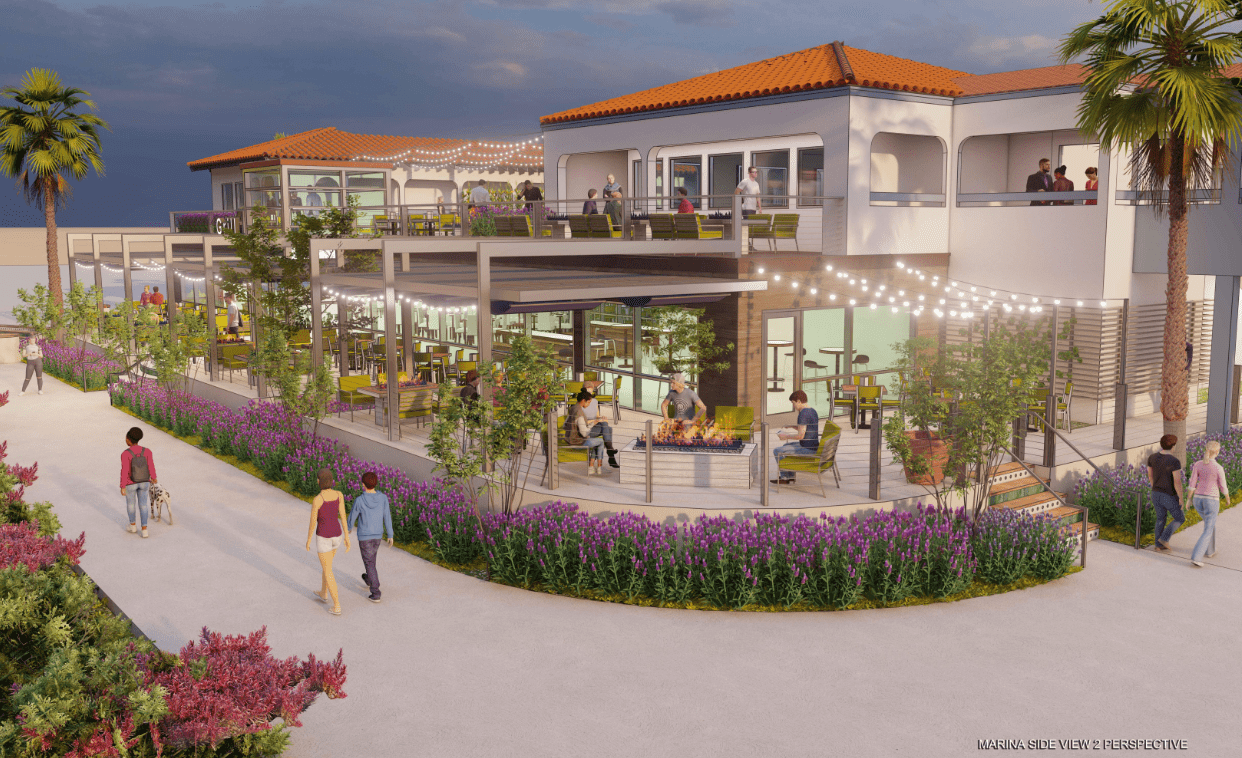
[617,438,758,488]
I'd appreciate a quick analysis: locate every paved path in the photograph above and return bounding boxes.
[3,363,1241,758]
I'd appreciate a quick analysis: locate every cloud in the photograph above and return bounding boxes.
[654,0,733,27]
[966,34,1060,68]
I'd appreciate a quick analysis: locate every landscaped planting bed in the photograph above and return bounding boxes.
[0,391,347,757]
[110,381,1082,611]
[26,337,122,391]
[1074,429,1242,545]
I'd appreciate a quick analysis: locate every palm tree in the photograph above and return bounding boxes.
[1060,0,1242,456]
[0,68,109,307]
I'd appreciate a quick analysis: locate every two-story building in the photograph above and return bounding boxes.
[538,41,1242,429]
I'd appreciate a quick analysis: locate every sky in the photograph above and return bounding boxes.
[0,0,1104,227]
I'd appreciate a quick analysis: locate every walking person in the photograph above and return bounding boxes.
[349,471,393,603]
[1147,434,1185,551]
[1185,440,1227,567]
[19,339,43,396]
[120,426,157,538]
[306,468,350,615]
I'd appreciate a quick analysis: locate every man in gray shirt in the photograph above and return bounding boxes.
[660,372,707,422]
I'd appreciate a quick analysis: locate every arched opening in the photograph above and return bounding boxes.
[870,133,946,206]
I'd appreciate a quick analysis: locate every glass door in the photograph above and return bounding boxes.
[762,311,799,422]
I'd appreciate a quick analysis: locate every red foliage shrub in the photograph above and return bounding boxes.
[0,521,85,570]
[145,627,347,749]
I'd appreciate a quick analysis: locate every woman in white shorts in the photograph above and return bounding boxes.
[306,468,350,615]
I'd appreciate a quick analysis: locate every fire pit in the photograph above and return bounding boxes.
[621,418,757,489]
[635,418,744,453]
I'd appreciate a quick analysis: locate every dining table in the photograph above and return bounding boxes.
[358,383,437,427]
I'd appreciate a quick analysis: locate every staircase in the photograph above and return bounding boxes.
[986,462,1098,548]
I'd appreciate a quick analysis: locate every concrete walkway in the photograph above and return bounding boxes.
[3,363,1240,758]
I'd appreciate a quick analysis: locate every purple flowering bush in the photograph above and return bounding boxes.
[111,382,1077,609]
[1073,463,1153,531]
[1075,428,1242,535]
[27,338,122,391]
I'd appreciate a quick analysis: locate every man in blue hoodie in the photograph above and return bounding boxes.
[348,471,394,603]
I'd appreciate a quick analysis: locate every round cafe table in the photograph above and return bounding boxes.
[766,339,792,392]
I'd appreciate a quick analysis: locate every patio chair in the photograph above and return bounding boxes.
[593,376,622,423]
[337,374,373,422]
[648,214,676,240]
[564,380,585,408]
[375,371,409,385]
[542,416,593,483]
[371,215,391,236]
[568,214,590,238]
[455,361,478,384]
[714,406,755,441]
[672,213,723,240]
[747,214,774,250]
[1027,388,1049,430]
[395,386,438,438]
[587,213,622,238]
[774,421,842,498]
[412,352,436,382]
[771,213,800,251]
[290,328,311,348]
[219,344,250,385]
[852,385,899,431]
[1057,381,1074,432]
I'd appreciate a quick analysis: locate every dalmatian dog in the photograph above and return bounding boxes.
[148,483,174,525]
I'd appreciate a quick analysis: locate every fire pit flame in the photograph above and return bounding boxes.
[637,418,742,451]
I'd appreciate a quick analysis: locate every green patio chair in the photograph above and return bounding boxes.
[747,214,774,250]
[568,214,590,238]
[775,421,842,498]
[396,386,437,437]
[648,214,675,240]
[771,213,800,251]
[542,415,593,483]
[714,406,755,441]
[587,213,622,238]
[564,380,585,407]
[672,213,723,240]
[852,385,899,431]
[337,374,373,421]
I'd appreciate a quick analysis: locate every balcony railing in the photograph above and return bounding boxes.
[869,192,946,207]
[956,190,1099,207]
[1117,188,1221,205]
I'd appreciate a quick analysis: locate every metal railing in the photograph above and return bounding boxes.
[996,443,1089,568]
[956,189,1100,207]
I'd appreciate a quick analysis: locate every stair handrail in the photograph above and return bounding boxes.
[1019,410,1104,476]
[995,443,1088,568]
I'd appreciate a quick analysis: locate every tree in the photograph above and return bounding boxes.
[642,306,732,381]
[883,319,1051,516]
[0,69,109,307]
[428,335,563,514]
[1060,0,1242,459]
[248,327,337,438]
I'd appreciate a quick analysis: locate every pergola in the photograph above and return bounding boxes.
[308,237,766,440]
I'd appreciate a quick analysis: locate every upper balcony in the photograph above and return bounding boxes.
[957,130,1100,207]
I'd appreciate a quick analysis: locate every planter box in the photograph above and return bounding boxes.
[902,431,949,485]
[617,439,757,489]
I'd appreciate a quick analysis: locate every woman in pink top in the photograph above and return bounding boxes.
[306,468,349,615]
[1185,440,1227,566]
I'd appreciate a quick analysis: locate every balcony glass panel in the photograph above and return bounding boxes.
[752,150,789,208]
[709,153,743,209]
[289,171,341,188]
[245,169,280,188]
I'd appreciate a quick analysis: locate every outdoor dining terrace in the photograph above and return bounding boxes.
[169,194,844,256]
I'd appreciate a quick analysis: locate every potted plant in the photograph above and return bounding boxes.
[883,319,1051,515]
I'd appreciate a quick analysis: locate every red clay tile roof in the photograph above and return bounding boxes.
[188,128,544,171]
[952,64,1089,97]
[541,43,968,124]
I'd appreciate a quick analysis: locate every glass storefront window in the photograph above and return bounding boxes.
[289,190,341,209]
[798,147,824,206]
[852,306,909,380]
[588,303,634,373]
[709,153,743,208]
[245,189,282,208]
[289,171,341,188]
[753,150,790,208]
[245,169,280,188]
[802,308,845,417]
[346,172,385,188]
[671,157,702,209]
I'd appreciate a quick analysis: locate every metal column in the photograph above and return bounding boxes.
[476,241,492,390]
[309,239,325,370]
[1043,304,1059,468]
[1207,276,1241,434]
[1113,299,1130,449]
[204,241,218,381]
[382,246,399,441]
[163,237,177,339]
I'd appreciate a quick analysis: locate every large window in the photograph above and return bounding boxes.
[752,150,789,208]
[709,153,743,208]
[870,133,945,206]
[670,157,702,209]
[654,158,664,210]
[632,159,642,211]
[244,169,281,209]
[957,131,1098,207]
[346,171,385,189]
[798,147,824,206]
[221,183,234,211]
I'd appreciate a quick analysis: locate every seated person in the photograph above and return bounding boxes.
[771,390,820,485]
[460,370,481,404]
[676,186,694,214]
[660,372,706,422]
[583,189,599,215]
[566,388,618,471]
